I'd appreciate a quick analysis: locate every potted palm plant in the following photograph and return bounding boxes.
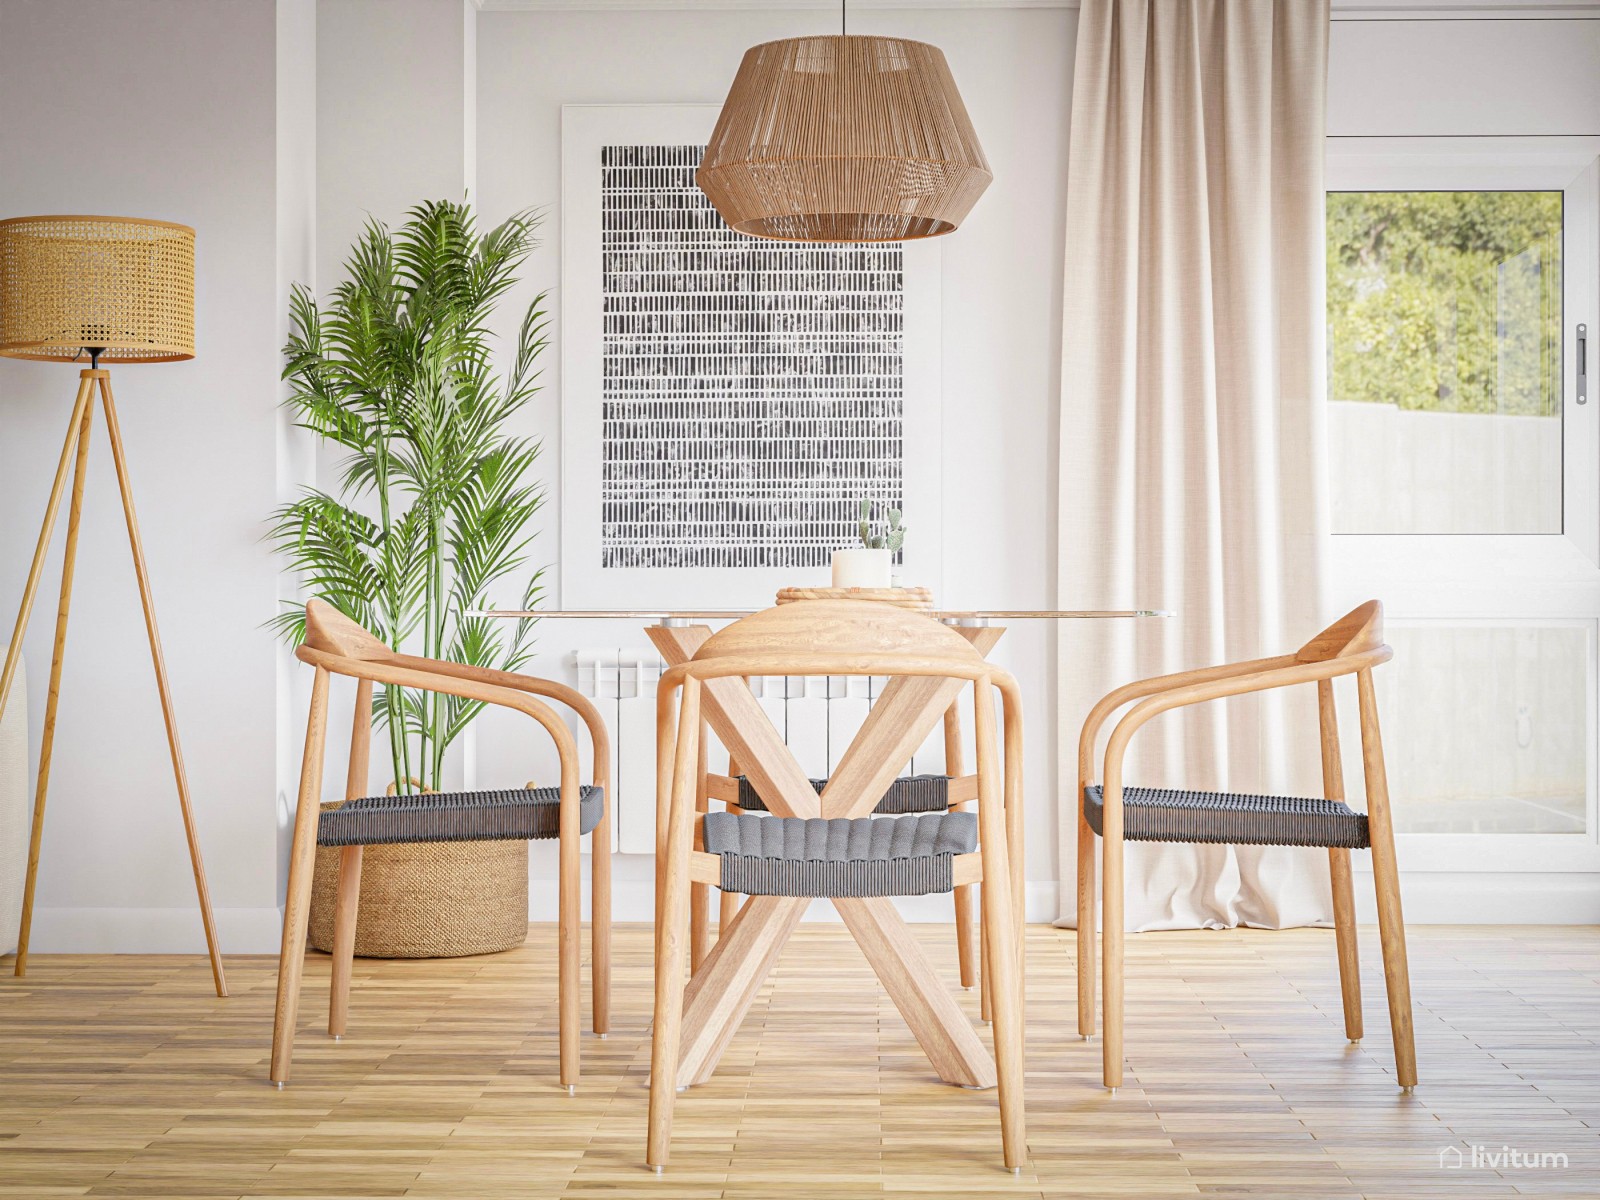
[270,200,549,958]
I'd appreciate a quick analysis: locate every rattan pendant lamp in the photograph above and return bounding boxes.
[697,4,992,242]
[0,215,226,995]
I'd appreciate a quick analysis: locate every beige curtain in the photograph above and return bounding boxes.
[1057,0,1334,930]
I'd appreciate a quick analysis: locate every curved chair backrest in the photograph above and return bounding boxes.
[300,598,392,663]
[1296,600,1385,663]
[689,599,991,680]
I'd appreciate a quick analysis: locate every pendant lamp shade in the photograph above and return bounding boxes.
[0,215,195,362]
[697,35,992,242]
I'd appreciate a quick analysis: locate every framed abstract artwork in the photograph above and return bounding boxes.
[559,104,944,608]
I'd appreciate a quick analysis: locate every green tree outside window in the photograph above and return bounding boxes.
[1327,191,1562,418]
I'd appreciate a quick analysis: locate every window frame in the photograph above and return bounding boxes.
[1325,135,1600,877]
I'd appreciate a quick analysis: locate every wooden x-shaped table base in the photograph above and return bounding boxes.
[647,622,1005,1090]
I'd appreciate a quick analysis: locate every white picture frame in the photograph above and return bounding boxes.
[559,103,944,609]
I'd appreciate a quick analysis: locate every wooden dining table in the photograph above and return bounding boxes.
[480,605,1167,1091]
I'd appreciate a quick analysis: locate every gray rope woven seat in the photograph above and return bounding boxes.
[317,786,604,848]
[734,773,950,815]
[1083,785,1369,849]
[703,811,977,898]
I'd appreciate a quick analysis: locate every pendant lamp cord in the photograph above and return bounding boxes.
[841,0,846,36]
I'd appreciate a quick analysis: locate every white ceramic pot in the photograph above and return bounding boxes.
[831,547,892,589]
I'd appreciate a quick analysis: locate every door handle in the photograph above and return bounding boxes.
[1580,323,1588,405]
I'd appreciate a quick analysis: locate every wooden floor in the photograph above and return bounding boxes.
[2,923,1598,1198]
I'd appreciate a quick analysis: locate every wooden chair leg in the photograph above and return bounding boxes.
[979,894,992,1024]
[718,755,741,934]
[983,867,1025,1170]
[328,845,363,1038]
[1317,678,1362,1041]
[689,884,709,969]
[717,801,744,932]
[1002,695,1025,1005]
[975,680,1025,1171]
[654,688,677,920]
[1076,797,1097,1038]
[646,846,690,1170]
[954,880,978,989]
[943,704,978,989]
[1358,668,1416,1088]
[559,790,582,1092]
[1329,847,1363,1041]
[1101,805,1124,1089]
[690,728,710,971]
[329,680,372,1040]
[647,682,700,1170]
[270,667,331,1085]
[592,787,612,1037]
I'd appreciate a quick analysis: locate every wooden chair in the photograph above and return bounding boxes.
[647,600,1025,1172]
[690,703,983,1004]
[1076,601,1416,1092]
[271,600,611,1092]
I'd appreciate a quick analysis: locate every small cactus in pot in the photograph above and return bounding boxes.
[833,499,906,589]
[858,499,906,554]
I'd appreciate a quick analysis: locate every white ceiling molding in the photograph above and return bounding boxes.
[476,0,1600,15]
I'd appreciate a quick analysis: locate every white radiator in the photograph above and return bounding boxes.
[573,649,963,855]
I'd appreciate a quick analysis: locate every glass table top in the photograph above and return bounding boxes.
[473,608,1172,624]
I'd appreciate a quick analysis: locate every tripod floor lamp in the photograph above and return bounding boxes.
[0,215,226,996]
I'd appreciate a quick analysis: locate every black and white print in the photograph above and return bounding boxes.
[600,144,905,569]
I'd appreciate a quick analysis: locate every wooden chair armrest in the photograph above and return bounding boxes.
[1078,654,1298,783]
[1094,646,1393,817]
[382,651,611,786]
[297,645,585,791]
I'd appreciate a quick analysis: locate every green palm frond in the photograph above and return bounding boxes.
[268,200,548,793]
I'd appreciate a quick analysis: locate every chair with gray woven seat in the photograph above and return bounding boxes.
[270,599,611,1093]
[693,725,983,1002]
[648,600,1025,1172]
[1076,600,1416,1092]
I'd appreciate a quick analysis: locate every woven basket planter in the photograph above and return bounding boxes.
[307,800,529,959]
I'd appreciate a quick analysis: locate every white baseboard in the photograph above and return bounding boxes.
[1352,872,1600,924]
[17,907,285,956]
[1055,872,1600,929]
[15,873,1593,958]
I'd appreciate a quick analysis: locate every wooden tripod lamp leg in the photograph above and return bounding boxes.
[0,376,95,722]
[13,387,96,975]
[96,373,227,998]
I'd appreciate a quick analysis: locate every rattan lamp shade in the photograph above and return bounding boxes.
[0,215,194,362]
[697,35,992,242]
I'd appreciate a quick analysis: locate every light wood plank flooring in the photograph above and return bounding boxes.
[2,924,1597,1198]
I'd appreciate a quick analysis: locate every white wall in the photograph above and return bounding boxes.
[1328,16,1600,137]
[316,0,475,292]
[0,0,284,950]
